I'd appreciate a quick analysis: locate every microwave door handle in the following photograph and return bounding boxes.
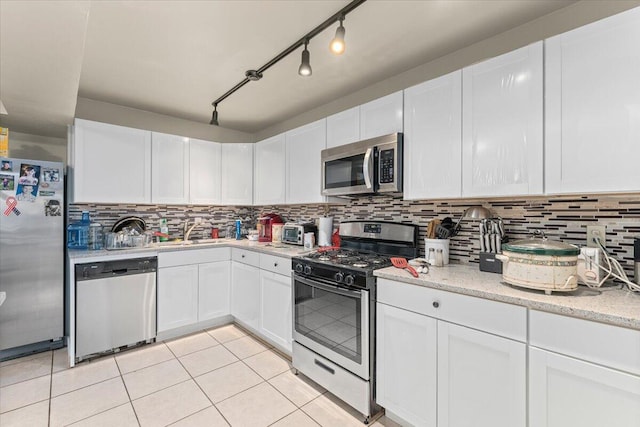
[363,147,374,190]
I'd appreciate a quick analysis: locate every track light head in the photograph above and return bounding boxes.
[330,17,346,55]
[298,41,312,77]
[210,104,219,126]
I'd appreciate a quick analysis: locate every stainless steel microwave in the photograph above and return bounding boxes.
[321,133,403,197]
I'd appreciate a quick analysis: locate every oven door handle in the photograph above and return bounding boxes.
[294,274,364,299]
[363,147,374,190]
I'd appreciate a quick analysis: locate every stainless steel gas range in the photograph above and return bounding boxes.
[291,221,418,424]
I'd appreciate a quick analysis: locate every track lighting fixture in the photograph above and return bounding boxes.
[208,0,366,126]
[209,104,219,126]
[298,40,312,77]
[330,16,346,55]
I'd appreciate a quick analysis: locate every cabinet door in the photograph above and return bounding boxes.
[360,91,403,140]
[286,119,326,204]
[198,261,231,322]
[189,138,221,205]
[151,132,190,204]
[437,322,526,427]
[259,271,292,353]
[326,107,360,148]
[403,71,462,200]
[545,8,640,194]
[462,42,543,197]
[72,119,151,203]
[376,303,437,427]
[157,265,198,332]
[230,261,260,330]
[529,347,640,427]
[221,143,253,205]
[254,134,286,205]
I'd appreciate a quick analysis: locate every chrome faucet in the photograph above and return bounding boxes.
[183,218,203,241]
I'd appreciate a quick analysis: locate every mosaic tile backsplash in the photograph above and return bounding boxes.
[70,194,640,276]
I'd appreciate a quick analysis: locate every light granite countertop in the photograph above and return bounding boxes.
[68,238,311,261]
[374,264,640,331]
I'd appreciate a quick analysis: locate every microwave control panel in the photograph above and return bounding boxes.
[379,149,395,184]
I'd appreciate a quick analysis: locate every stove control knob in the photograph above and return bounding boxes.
[344,275,355,286]
[334,272,344,282]
[294,263,304,273]
[304,265,312,275]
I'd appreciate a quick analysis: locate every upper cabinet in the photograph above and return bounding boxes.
[286,119,327,204]
[189,138,222,205]
[71,119,152,204]
[254,134,286,205]
[151,132,190,204]
[326,106,360,149]
[545,8,640,194]
[462,42,544,197]
[404,70,462,200]
[221,143,253,205]
[360,91,404,140]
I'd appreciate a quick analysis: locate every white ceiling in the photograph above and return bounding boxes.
[0,0,596,138]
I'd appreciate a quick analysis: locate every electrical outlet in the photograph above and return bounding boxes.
[586,225,606,249]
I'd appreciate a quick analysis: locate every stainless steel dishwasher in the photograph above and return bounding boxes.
[75,257,157,361]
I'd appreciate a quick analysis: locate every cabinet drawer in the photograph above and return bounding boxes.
[260,254,291,276]
[377,278,526,342]
[232,248,260,267]
[158,247,230,267]
[530,310,640,376]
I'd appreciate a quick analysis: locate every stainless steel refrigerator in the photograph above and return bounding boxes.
[0,157,64,356]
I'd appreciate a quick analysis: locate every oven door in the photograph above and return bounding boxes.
[321,147,374,196]
[293,274,369,379]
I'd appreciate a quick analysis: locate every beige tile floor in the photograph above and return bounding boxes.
[0,324,400,427]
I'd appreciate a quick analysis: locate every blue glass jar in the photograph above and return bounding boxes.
[67,211,90,249]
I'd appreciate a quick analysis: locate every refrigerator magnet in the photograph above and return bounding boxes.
[1,160,12,171]
[16,163,41,202]
[44,199,61,216]
[0,174,14,191]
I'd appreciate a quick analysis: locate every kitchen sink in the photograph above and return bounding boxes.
[154,238,227,247]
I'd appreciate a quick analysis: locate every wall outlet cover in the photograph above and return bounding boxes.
[586,225,606,249]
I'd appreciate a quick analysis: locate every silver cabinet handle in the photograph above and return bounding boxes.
[241,254,245,258]
[433,301,440,308]
[274,262,278,267]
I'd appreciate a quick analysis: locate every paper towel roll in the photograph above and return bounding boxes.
[318,216,333,247]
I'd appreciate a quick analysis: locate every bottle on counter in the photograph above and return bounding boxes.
[235,219,242,240]
[88,221,104,250]
[159,218,169,242]
[67,211,90,250]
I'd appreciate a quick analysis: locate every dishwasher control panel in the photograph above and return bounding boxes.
[75,256,157,281]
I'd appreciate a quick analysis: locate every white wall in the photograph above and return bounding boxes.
[7,131,67,165]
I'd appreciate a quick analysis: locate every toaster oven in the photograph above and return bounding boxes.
[282,223,318,245]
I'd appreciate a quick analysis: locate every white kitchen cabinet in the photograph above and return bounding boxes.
[157,264,199,332]
[231,256,260,331]
[359,91,403,140]
[221,143,253,205]
[151,132,190,204]
[326,106,360,148]
[71,119,152,204]
[545,8,640,194]
[198,261,230,322]
[286,119,327,204]
[259,271,292,353]
[376,278,527,427]
[254,133,286,205]
[403,71,462,200]
[189,138,222,205]
[529,347,640,427]
[376,303,437,427]
[437,321,526,427]
[462,42,543,197]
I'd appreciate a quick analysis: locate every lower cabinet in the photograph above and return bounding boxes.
[529,347,640,427]
[376,303,437,427]
[437,322,526,427]
[198,261,231,322]
[157,248,231,334]
[259,271,292,353]
[376,278,527,427]
[157,264,199,332]
[230,260,260,331]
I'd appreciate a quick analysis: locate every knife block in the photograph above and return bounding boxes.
[479,252,503,274]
